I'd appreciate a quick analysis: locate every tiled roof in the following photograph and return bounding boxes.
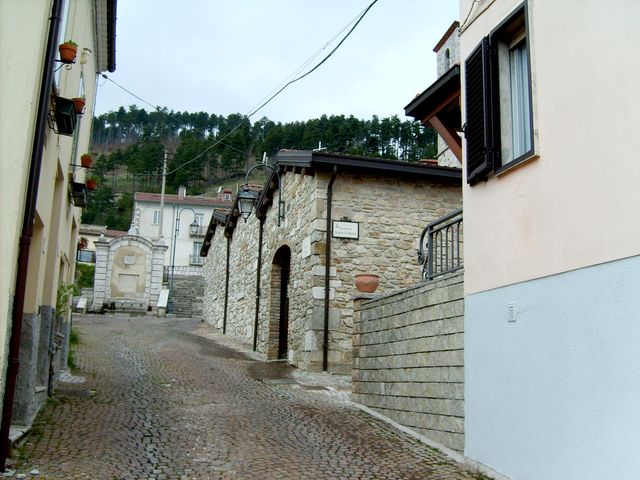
[134,192,233,207]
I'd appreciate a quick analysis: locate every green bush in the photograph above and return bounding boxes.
[75,263,95,292]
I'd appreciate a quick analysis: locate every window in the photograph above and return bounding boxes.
[224,192,231,201]
[152,210,160,224]
[192,242,203,256]
[195,213,204,227]
[465,3,534,185]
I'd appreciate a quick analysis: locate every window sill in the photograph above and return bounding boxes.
[495,151,539,177]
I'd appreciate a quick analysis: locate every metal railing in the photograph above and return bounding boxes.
[417,208,463,281]
[189,254,206,266]
[189,226,207,237]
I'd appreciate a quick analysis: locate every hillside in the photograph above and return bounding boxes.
[83,107,438,230]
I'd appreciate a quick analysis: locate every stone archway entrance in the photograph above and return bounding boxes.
[268,246,291,360]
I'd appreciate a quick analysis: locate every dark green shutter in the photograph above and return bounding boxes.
[465,37,493,185]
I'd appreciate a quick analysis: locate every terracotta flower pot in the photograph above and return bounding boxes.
[355,274,380,293]
[80,154,93,168]
[58,42,77,63]
[85,178,97,191]
[72,97,86,114]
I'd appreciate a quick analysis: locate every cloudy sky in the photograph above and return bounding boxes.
[95,0,459,123]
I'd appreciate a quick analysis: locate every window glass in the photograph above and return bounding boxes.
[509,40,531,158]
[153,210,160,224]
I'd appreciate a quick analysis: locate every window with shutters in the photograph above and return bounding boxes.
[152,210,161,224]
[464,3,534,185]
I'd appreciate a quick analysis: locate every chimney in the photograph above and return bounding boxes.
[178,185,186,199]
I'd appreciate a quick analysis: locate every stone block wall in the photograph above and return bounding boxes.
[203,230,228,330]
[352,270,464,453]
[202,167,461,375]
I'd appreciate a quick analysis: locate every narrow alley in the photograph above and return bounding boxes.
[12,314,480,480]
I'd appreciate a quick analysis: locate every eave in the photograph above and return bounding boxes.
[404,65,462,161]
[94,0,117,73]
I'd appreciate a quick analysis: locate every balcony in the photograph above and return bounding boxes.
[189,254,205,266]
[417,208,463,281]
[189,226,207,237]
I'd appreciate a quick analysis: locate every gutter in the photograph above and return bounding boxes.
[252,217,264,351]
[322,166,338,372]
[0,0,63,470]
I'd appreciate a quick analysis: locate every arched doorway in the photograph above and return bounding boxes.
[269,245,291,360]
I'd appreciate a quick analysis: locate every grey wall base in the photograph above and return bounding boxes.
[13,306,64,427]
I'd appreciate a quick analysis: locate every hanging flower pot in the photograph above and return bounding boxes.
[85,178,98,191]
[355,274,380,293]
[80,154,93,168]
[58,41,78,63]
[72,97,86,114]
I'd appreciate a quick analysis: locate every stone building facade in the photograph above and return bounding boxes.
[202,151,461,373]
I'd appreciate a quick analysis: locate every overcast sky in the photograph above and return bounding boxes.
[95,1,459,123]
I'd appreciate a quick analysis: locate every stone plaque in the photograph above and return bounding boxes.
[124,255,136,265]
[332,221,359,239]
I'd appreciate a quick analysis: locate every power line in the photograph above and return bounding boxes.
[101,0,379,176]
[100,74,247,156]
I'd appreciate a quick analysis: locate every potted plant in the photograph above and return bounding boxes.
[72,96,86,114]
[85,176,98,191]
[58,40,78,63]
[80,153,93,168]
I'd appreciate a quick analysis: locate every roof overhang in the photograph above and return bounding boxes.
[94,0,117,73]
[404,65,461,161]
[200,208,231,256]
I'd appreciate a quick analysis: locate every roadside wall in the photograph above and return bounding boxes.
[353,270,464,453]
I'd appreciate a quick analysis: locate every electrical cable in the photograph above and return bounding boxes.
[101,0,379,176]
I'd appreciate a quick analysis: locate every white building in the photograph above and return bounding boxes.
[459,1,640,479]
[132,186,233,272]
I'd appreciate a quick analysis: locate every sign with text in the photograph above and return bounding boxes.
[332,220,359,239]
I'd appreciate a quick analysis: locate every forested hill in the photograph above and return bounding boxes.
[84,106,437,230]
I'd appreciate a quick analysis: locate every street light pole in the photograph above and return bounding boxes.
[237,163,284,226]
[168,206,198,314]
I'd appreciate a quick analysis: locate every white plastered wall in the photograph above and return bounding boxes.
[460,0,640,295]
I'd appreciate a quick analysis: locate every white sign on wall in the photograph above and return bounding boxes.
[332,221,359,240]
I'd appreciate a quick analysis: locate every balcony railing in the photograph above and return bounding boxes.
[417,208,463,281]
[189,254,205,266]
[190,226,207,237]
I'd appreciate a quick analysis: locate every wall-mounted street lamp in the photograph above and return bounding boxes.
[237,163,284,226]
[168,207,199,313]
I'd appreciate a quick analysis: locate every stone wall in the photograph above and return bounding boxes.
[352,270,464,453]
[202,229,228,330]
[202,167,461,374]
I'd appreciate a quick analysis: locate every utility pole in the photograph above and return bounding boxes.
[158,150,168,239]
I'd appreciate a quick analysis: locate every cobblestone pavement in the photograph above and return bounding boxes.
[12,314,482,480]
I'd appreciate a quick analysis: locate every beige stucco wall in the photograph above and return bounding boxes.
[460,0,640,295]
[0,0,106,416]
[0,1,51,411]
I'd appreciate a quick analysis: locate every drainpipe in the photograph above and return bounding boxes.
[222,235,230,334]
[323,166,338,372]
[252,216,265,351]
[0,0,63,470]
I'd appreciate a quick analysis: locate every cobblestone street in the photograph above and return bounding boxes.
[12,314,481,480]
